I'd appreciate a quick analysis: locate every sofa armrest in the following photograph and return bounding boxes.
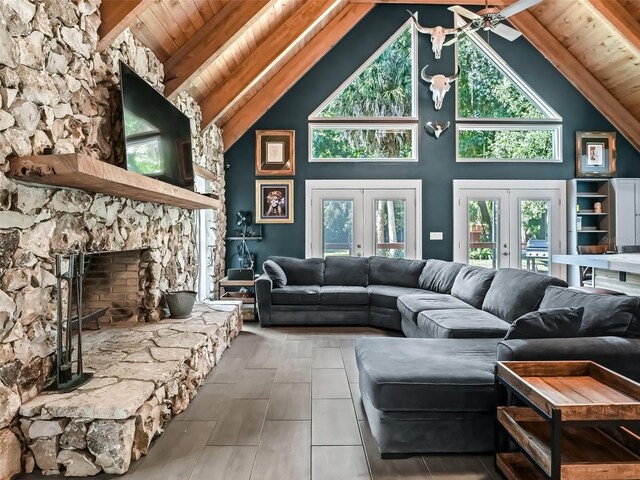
[498,336,640,382]
[255,273,273,326]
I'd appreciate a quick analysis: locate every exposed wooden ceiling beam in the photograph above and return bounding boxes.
[163,0,277,98]
[201,0,344,127]
[509,10,640,152]
[219,3,375,151]
[586,0,640,58]
[98,0,155,51]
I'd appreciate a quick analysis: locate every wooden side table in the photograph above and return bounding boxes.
[495,360,640,480]
[218,276,257,321]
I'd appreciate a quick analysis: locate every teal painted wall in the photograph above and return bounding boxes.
[224,4,640,269]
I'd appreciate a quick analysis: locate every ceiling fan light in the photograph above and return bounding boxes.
[483,19,492,30]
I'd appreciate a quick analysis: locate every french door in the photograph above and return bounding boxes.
[453,180,566,278]
[306,180,421,259]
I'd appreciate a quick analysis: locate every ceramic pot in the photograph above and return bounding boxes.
[165,290,197,318]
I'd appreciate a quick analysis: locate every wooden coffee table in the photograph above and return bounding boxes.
[495,361,640,480]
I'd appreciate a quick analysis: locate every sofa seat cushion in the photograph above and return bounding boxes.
[397,293,474,324]
[355,337,498,412]
[417,309,510,339]
[366,285,425,309]
[272,285,321,305]
[320,286,369,305]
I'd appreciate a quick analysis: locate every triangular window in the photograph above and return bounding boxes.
[310,20,417,120]
[456,20,560,121]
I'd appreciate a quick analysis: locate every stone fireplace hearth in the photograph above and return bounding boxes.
[18,301,242,476]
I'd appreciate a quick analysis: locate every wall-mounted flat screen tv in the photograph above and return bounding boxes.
[119,61,194,190]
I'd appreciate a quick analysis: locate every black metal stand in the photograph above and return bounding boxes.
[47,252,104,392]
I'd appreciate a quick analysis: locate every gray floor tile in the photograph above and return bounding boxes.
[359,420,430,480]
[207,399,268,446]
[247,341,284,369]
[312,368,351,398]
[312,347,345,368]
[232,368,276,399]
[478,456,501,480]
[283,340,313,357]
[312,446,371,480]
[189,446,256,480]
[251,421,311,480]
[312,399,361,445]
[206,356,249,383]
[274,357,311,383]
[266,383,311,420]
[129,421,216,480]
[178,384,231,421]
[224,334,260,358]
[349,382,366,421]
[423,455,494,480]
[342,346,359,382]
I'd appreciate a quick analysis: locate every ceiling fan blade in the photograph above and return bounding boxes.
[499,0,542,19]
[492,23,522,41]
[448,5,481,20]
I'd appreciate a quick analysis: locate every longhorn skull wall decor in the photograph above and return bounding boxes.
[425,121,450,139]
[408,11,461,60]
[421,65,460,110]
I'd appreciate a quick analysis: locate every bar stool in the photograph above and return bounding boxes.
[616,245,640,254]
[577,245,608,287]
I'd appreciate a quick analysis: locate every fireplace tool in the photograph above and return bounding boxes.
[47,252,106,392]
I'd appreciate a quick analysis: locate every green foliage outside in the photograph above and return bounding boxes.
[457,35,554,160]
[313,27,413,159]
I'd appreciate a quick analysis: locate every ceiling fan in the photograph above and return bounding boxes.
[448,0,542,42]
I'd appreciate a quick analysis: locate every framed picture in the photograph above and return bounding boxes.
[576,131,616,177]
[256,180,294,224]
[256,130,295,176]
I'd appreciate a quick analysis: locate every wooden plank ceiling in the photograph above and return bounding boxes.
[99,0,640,152]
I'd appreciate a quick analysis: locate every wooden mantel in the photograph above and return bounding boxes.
[8,154,219,210]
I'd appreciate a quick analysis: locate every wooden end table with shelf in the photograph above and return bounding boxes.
[218,276,257,321]
[495,361,640,480]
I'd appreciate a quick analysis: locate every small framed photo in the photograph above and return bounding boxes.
[576,131,616,177]
[256,130,295,176]
[256,180,294,224]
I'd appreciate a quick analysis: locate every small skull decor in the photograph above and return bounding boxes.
[421,65,460,110]
[425,121,450,139]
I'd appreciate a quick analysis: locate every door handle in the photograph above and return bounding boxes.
[357,253,362,257]
[502,252,509,256]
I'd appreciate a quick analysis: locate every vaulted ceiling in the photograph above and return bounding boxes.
[98,0,640,152]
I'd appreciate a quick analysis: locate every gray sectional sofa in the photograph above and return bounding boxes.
[256,255,640,456]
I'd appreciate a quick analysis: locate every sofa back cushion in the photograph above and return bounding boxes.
[418,259,465,293]
[504,307,584,340]
[324,256,369,286]
[482,268,568,323]
[540,286,640,337]
[450,265,496,308]
[263,260,287,288]
[268,256,325,285]
[368,256,426,288]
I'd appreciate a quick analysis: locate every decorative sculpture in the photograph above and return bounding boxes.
[425,121,451,139]
[420,65,460,110]
[408,11,461,60]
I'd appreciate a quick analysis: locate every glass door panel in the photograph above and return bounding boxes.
[519,199,551,275]
[323,199,354,256]
[374,199,407,258]
[467,199,500,269]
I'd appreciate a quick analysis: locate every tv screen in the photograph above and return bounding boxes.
[119,61,194,190]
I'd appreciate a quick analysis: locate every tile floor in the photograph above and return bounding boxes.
[19,324,501,480]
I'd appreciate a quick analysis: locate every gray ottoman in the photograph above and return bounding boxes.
[355,337,499,455]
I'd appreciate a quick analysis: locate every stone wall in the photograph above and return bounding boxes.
[0,1,226,478]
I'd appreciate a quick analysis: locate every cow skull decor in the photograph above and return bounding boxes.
[420,65,460,110]
[408,11,460,60]
[425,121,450,139]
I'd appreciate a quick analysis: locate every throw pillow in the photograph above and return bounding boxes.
[263,260,287,288]
[450,265,496,308]
[504,307,584,340]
